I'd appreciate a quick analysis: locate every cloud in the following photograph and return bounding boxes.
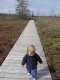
[0,0,60,15]
[1,0,17,5]
[0,0,17,13]
[28,0,50,15]
[28,0,60,15]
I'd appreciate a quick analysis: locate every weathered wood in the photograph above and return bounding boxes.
[1,65,49,71]
[0,71,51,78]
[0,68,50,74]
[0,78,52,80]
[0,20,52,80]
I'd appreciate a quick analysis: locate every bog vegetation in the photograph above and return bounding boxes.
[35,16,60,80]
[0,16,29,66]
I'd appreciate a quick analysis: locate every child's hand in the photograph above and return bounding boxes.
[21,65,24,68]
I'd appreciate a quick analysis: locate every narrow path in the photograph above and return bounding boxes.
[0,20,52,80]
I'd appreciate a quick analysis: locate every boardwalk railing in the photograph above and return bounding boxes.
[0,20,52,80]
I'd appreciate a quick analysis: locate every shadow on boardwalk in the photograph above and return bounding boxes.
[37,66,50,79]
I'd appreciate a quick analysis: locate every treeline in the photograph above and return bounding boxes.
[0,13,17,20]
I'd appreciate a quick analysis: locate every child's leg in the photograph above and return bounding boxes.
[31,68,37,79]
[26,67,31,74]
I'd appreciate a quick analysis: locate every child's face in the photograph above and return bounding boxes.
[28,50,35,56]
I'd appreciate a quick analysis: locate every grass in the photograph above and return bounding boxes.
[35,16,60,80]
[0,19,29,66]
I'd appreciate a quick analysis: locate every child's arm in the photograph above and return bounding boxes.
[37,54,43,64]
[21,54,27,66]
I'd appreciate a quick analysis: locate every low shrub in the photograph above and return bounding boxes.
[0,19,28,66]
[36,17,60,80]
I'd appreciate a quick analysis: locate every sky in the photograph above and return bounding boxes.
[0,0,60,16]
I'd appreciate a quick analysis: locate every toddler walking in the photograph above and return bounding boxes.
[21,45,43,80]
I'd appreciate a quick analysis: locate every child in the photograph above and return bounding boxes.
[21,45,43,80]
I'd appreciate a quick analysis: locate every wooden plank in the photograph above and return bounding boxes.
[2,62,48,67]
[1,65,49,71]
[8,52,45,55]
[0,71,51,78]
[5,57,46,61]
[4,60,47,64]
[0,68,50,75]
[0,78,52,80]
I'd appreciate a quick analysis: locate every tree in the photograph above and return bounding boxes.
[37,12,40,16]
[50,8,54,17]
[32,11,34,17]
[16,0,30,18]
[59,13,60,17]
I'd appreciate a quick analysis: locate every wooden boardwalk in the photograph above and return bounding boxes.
[0,20,52,80]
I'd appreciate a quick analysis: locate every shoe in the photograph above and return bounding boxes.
[27,73,30,76]
[33,78,36,80]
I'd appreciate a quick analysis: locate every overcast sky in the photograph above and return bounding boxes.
[0,0,60,16]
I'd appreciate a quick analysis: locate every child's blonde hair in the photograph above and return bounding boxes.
[27,45,36,54]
